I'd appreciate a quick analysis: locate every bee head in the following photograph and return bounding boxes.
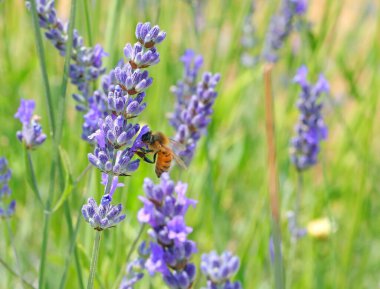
[141,131,153,144]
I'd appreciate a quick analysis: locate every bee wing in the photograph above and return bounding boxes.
[169,138,186,151]
[172,152,188,170]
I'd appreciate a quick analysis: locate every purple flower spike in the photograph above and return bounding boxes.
[262,0,307,63]
[136,173,197,289]
[83,23,166,229]
[81,197,125,230]
[291,65,329,171]
[31,0,107,138]
[15,99,47,150]
[0,157,15,218]
[200,251,242,289]
[14,99,35,124]
[169,50,220,165]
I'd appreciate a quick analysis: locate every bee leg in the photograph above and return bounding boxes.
[153,152,158,163]
[142,155,155,164]
[135,151,154,163]
[139,148,154,153]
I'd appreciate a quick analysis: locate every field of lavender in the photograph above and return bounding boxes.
[0,0,379,288]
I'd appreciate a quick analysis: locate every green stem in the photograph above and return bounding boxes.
[56,0,77,144]
[104,0,123,68]
[25,150,43,207]
[87,231,102,289]
[294,171,303,231]
[38,209,52,289]
[112,224,146,289]
[83,0,93,46]
[0,256,35,289]
[6,219,27,289]
[126,224,145,264]
[38,163,56,289]
[59,207,83,289]
[29,0,55,135]
[286,171,303,288]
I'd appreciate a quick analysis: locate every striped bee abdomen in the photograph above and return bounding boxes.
[155,149,173,177]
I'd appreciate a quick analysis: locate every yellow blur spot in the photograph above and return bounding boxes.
[307,218,334,239]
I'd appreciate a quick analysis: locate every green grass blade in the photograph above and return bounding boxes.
[24,150,44,207]
[58,205,83,289]
[83,0,93,46]
[55,0,77,144]
[29,0,55,135]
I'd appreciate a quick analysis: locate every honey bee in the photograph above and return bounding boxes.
[136,131,187,177]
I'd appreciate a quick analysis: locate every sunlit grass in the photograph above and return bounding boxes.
[0,0,379,288]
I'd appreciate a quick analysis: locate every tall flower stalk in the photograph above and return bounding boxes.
[136,173,197,289]
[262,0,307,63]
[81,22,166,289]
[289,65,329,238]
[27,0,107,140]
[169,49,220,165]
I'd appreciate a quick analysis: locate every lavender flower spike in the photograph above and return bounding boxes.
[0,157,16,218]
[169,50,220,165]
[290,65,329,171]
[262,0,307,63]
[30,0,107,99]
[200,251,242,289]
[15,99,47,149]
[83,22,167,229]
[138,173,197,289]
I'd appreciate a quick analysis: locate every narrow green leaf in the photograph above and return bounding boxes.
[55,0,77,144]
[29,0,55,135]
[52,147,74,212]
[24,150,43,207]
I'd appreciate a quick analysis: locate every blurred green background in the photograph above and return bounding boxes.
[1,0,380,288]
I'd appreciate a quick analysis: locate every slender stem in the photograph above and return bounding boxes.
[29,0,55,135]
[59,208,83,289]
[38,163,55,289]
[87,231,102,289]
[286,171,303,288]
[75,164,93,184]
[25,150,44,207]
[264,63,284,289]
[0,256,35,289]
[112,224,146,289]
[125,224,146,264]
[294,171,303,229]
[104,0,123,68]
[38,210,51,289]
[6,219,27,289]
[56,0,77,144]
[83,0,93,46]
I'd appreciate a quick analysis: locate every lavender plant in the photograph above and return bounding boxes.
[169,50,220,165]
[287,65,329,243]
[136,173,197,289]
[290,65,329,171]
[200,251,242,289]
[28,0,108,140]
[14,99,47,150]
[262,0,307,63]
[0,157,16,218]
[81,22,166,289]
